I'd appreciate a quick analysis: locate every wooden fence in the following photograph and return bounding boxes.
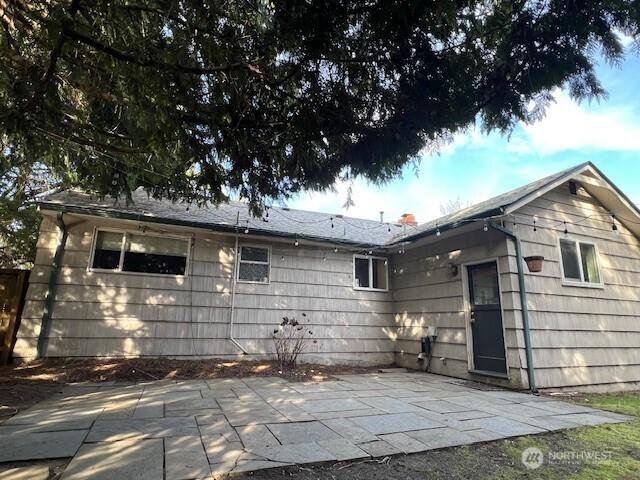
[0,269,30,364]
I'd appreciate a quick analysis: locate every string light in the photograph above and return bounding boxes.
[330,217,334,228]
[436,226,441,236]
[294,235,299,247]
[612,215,619,234]
[334,247,339,253]
[563,221,568,235]
[483,222,488,232]
[244,220,249,234]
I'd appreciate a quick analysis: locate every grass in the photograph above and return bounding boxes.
[496,392,640,479]
[242,391,640,480]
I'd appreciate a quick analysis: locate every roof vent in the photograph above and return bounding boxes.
[568,181,578,195]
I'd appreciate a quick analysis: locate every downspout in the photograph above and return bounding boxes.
[228,235,248,354]
[489,222,537,392]
[37,212,68,358]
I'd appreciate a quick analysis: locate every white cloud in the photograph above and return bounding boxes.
[291,178,423,223]
[289,158,509,224]
[518,90,640,154]
[289,84,640,223]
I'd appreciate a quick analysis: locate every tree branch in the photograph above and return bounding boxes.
[41,0,80,85]
[64,28,262,75]
[34,126,148,154]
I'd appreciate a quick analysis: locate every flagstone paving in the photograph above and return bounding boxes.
[0,371,632,479]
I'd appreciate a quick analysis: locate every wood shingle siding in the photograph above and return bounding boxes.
[13,165,640,392]
[14,215,395,364]
[389,230,527,388]
[508,184,640,390]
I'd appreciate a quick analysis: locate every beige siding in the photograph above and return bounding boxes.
[390,230,527,389]
[508,183,640,389]
[14,214,395,365]
[16,180,640,392]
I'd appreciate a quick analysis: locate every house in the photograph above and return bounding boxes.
[13,162,640,392]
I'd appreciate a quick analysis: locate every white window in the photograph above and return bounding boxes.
[559,238,602,286]
[237,245,270,283]
[90,229,190,276]
[353,254,388,291]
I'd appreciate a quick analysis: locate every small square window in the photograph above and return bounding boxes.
[559,238,602,286]
[353,255,388,291]
[237,245,270,283]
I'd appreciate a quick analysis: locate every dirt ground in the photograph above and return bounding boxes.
[231,433,584,480]
[1,360,637,479]
[0,358,385,413]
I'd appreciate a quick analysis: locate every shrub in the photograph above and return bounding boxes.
[272,313,315,370]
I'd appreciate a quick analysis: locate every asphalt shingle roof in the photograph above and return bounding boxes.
[38,162,591,247]
[39,189,409,247]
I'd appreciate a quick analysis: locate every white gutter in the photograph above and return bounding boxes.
[228,235,248,354]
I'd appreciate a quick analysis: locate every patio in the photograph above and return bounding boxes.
[0,371,630,479]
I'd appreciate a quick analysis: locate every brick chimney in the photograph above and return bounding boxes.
[399,213,417,226]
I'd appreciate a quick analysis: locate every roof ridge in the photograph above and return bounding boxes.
[418,161,592,227]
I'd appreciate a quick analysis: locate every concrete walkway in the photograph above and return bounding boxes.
[0,371,630,479]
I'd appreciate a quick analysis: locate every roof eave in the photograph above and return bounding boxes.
[38,202,386,249]
[502,161,592,215]
[385,206,506,245]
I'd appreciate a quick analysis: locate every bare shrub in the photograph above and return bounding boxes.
[272,313,315,370]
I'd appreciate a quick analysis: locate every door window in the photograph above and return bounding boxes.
[469,263,500,305]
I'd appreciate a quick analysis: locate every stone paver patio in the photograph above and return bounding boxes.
[0,371,631,479]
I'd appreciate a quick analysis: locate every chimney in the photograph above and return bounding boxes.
[399,213,417,227]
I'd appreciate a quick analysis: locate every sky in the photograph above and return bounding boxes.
[288,50,640,224]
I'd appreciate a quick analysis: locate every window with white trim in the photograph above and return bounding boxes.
[353,255,388,291]
[237,245,270,283]
[91,229,189,275]
[559,238,602,285]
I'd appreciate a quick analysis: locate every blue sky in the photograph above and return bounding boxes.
[289,50,640,224]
